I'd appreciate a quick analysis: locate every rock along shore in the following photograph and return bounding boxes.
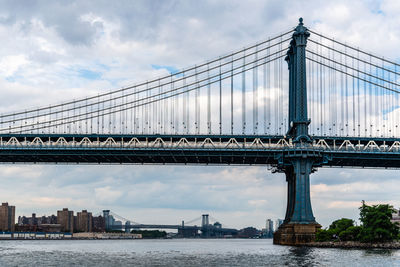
[304,241,400,249]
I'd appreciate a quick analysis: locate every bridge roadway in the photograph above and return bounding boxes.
[0,134,399,168]
[111,224,238,233]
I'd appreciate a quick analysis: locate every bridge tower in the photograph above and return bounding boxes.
[201,214,210,237]
[273,18,321,245]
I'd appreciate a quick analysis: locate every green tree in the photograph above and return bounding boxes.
[357,201,399,243]
[315,218,355,242]
[316,228,335,242]
[338,226,361,241]
[329,218,354,236]
[130,230,167,238]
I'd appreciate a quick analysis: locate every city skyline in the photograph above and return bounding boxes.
[9,203,284,232]
[0,0,400,229]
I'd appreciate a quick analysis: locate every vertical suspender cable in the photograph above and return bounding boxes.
[183,72,186,133]
[242,49,246,134]
[253,45,258,134]
[357,50,360,137]
[369,56,372,136]
[196,66,199,135]
[207,64,211,134]
[279,38,283,133]
[352,54,355,135]
[344,46,348,136]
[231,55,234,134]
[267,41,271,134]
[219,58,222,135]
[274,54,278,134]
[396,65,398,137]
[263,54,267,134]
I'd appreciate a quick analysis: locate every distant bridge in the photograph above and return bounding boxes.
[108,213,238,237]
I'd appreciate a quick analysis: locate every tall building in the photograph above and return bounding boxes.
[0,203,15,231]
[103,210,111,230]
[76,210,93,232]
[57,208,74,233]
[265,219,274,233]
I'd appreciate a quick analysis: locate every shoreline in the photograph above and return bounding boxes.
[304,241,400,249]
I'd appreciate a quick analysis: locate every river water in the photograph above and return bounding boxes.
[0,239,399,266]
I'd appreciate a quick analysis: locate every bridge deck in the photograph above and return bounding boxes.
[0,134,399,168]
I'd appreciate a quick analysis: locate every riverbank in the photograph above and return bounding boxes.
[305,241,400,249]
[0,232,142,240]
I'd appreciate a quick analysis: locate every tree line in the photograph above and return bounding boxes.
[316,201,399,243]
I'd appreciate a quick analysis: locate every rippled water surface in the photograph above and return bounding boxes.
[0,239,399,266]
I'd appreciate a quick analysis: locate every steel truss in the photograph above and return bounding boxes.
[0,134,399,168]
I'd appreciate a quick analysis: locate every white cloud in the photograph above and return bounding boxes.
[0,55,29,76]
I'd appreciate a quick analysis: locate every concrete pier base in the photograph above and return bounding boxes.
[273,223,321,246]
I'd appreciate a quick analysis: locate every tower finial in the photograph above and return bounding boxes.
[299,17,303,25]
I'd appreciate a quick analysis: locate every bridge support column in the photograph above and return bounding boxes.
[273,158,321,245]
[273,18,321,246]
[283,167,295,224]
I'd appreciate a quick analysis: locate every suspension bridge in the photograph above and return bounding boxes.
[104,211,238,238]
[0,18,399,244]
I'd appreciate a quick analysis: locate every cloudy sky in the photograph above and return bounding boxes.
[0,0,400,229]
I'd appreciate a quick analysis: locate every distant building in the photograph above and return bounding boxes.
[392,208,400,225]
[103,210,112,230]
[238,227,260,238]
[17,214,58,232]
[76,210,93,232]
[113,220,122,230]
[266,219,274,232]
[213,222,222,229]
[57,208,74,233]
[265,219,274,238]
[93,216,105,232]
[43,215,58,225]
[38,224,62,232]
[103,210,122,231]
[276,219,284,230]
[18,213,43,226]
[30,213,38,226]
[0,203,15,232]
[125,221,131,233]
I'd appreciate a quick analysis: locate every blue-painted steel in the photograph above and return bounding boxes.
[1,134,400,168]
[282,18,316,224]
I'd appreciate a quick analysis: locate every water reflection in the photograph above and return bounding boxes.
[364,248,394,256]
[286,246,317,266]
